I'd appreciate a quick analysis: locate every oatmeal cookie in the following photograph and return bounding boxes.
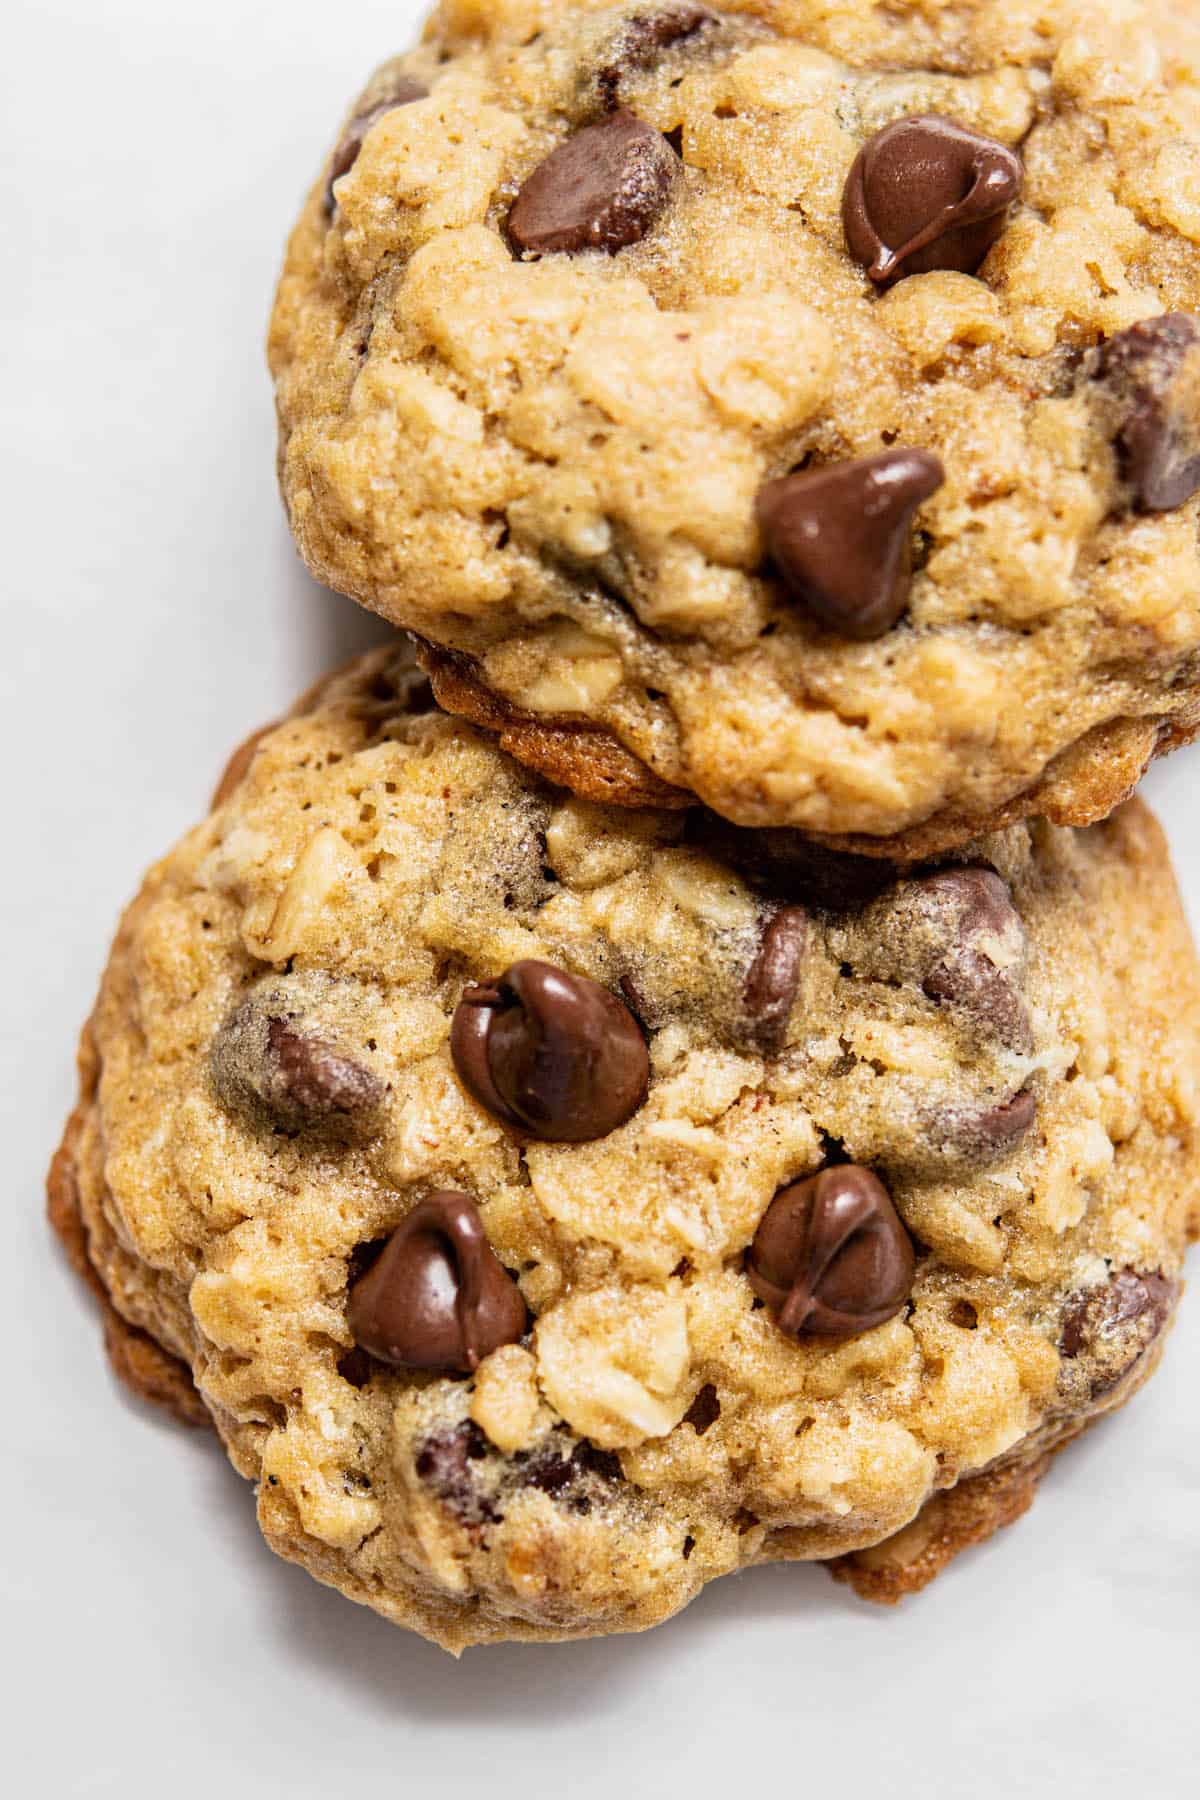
[270,0,1200,852]
[52,646,1199,1647]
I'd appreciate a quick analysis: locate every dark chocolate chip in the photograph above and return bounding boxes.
[347,1192,527,1374]
[682,1383,721,1435]
[933,1085,1036,1161]
[1091,314,1200,511]
[966,1085,1036,1147]
[451,959,649,1141]
[747,1166,915,1337]
[507,109,678,256]
[843,113,1022,286]
[265,1019,382,1117]
[757,450,944,639]
[1061,1267,1175,1360]
[324,77,428,214]
[210,992,386,1134]
[415,1420,500,1527]
[743,906,808,1051]
[1060,1267,1177,1399]
[919,867,1033,1052]
[595,4,715,109]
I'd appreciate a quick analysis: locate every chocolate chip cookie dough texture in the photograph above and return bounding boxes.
[54,648,1200,1648]
[270,0,1200,854]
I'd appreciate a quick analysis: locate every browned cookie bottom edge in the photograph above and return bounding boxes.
[414,639,1196,859]
[414,638,693,811]
[47,1087,209,1430]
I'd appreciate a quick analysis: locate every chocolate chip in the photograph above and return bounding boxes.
[1061,1268,1175,1360]
[324,77,428,214]
[743,907,808,1051]
[210,990,386,1135]
[595,4,715,109]
[265,1019,381,1116]
[918,867,1033,1053]
[682,1383,721,1435]
[507,110,678,256]
[843,114,1022,286]
[933,1085,1036,1161]
[415,1421,500,1527]
[1090,315,1200,511]
[757,450,944,639]
[451,960,649,1141]
[347,1192,527,1374]
[1060,1267,1177,1400]
[966,1085,1036,1147]
[746,1166,915,1337]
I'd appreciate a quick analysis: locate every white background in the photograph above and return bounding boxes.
[4,3,1198,1794]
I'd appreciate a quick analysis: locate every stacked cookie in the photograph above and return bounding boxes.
[54,0,1200,1651]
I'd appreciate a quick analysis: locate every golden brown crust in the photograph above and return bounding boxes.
[47,1054,209,1432]
[415,639,692,812]
[827,1449,1055,1603]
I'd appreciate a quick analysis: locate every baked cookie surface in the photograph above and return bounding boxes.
[53,647,1199,1648]
[270,0,1200,851]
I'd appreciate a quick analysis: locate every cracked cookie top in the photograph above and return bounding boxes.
[67,646,1199,1647]
[270,0,1200,849]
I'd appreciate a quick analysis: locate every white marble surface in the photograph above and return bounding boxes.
[4,3,1197,1794]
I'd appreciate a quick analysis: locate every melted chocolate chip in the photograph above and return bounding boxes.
[746,1166,915,1337]
[451,960,648,1141]
[743,907,808,1051]
[757,450,944,639]
[210,991,386,1135]
[843,114,1022,286]
[1091,315,1200,511]
[595,5,715,108]
[918,867,1033,1053]
[1060,1268,1177,1399]
[347,1192,527,1374]
[324,77,428,214]
[507,110,678,256]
